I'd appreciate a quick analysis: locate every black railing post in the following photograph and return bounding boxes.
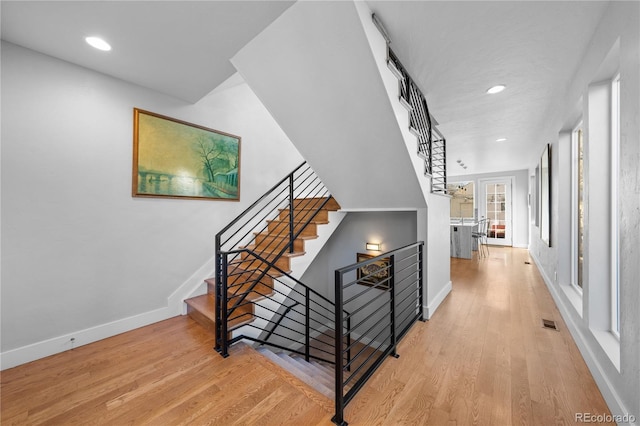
[214,236,222,354]
[389,254,398,358]
[305,287,310,362]
[220,252,229,358]
[332,270,347,426]
[418,244,426,322]
[288,172,295,254]
[346,314,351,372]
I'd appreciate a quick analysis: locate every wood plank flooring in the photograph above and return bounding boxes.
[1,247,612,425]
[340,247,612,425]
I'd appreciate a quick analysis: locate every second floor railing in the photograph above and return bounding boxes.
[381,13,447,194]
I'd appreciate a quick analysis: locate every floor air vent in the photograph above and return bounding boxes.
[542,319,558,330]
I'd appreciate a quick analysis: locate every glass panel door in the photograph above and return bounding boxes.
[480,179,512,246]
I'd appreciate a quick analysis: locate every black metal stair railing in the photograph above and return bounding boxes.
[215,161,338,357]
[332,242,425,426]
[431,126,447,193]
[218,249,351,367]
[386,44,447,194]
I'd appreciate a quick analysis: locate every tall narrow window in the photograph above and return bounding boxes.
[572,123,585,291]
[611,74,620,337]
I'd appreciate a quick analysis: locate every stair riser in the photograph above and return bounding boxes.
[227,281,274,301]
[233,256,291,272]
[279,209,328,223]
[185,297,254,330]
[253,236,305,253]
[267,221,318,237]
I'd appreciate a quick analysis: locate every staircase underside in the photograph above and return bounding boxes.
[232,0,426,210]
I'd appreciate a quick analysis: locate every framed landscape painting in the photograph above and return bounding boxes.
[132,108,241,201]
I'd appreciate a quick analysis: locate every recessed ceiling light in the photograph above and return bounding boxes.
[85,36,111,51]
[486,85,506,94]
[496,138,507,142]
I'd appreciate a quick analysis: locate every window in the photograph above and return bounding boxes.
[571,122,585,291]
[447,182,474,221]
[611,74,620,337]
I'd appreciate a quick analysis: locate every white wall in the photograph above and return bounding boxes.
[424,195,452,319]
[232,0,426,210]
[0,42,304,368]
[529,2,640,420]
[449,169,530,248]
[299,211,418,300]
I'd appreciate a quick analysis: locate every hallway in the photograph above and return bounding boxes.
[0,248,612,425]
[342,247,612,425]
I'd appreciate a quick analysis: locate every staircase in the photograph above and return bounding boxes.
[256,347,335,399]
[185,194,341,341]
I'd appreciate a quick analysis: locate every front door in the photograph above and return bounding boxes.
[479,178,513,246]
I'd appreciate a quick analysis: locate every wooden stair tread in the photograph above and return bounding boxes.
[185,294,254,331]
[253,232,318,240]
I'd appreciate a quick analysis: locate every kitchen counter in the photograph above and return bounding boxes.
[450,222,478,259]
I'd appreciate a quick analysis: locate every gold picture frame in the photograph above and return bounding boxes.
[132,108,241,201]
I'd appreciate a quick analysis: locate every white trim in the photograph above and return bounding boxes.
[610,73,621,337]
[0,306,173,370]
[571,122,584,290]
[424,280,452,319]
[513,243,529,249]
[529,251,629,420]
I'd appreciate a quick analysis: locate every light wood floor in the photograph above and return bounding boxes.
[1,247,612,425]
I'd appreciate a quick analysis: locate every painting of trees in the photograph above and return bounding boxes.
[193,135,238,183]
[133,108,240,200]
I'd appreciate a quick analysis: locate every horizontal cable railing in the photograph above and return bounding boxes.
[220,249,350,366]
[332,242,425,425]
[385,38,447,194]
[431,126,447,193]
[215,162,339,358]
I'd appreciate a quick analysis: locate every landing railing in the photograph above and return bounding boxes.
[332,242,425,425]
[215,161,335,357]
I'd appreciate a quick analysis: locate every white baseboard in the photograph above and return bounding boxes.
[424,280,452,319]
[0,306,173,370]
[1,257,217,371]
[513,243,529,248]
[529,251,634,424]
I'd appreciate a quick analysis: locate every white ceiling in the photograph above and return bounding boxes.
[1,1,609,176]
[369,1,609,176]
[0,1,294,103]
